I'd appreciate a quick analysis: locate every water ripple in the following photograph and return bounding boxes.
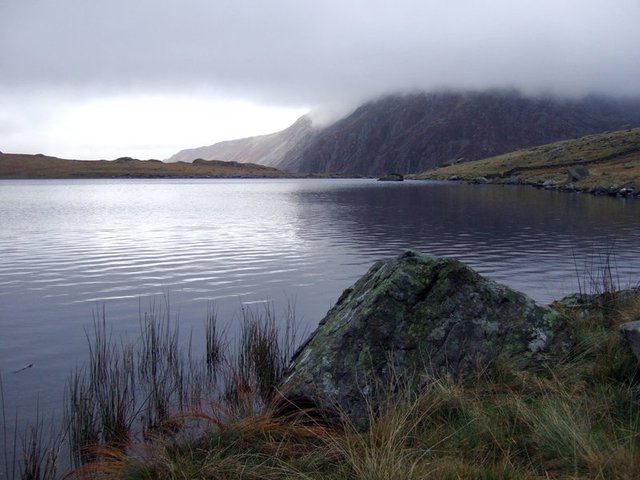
[1,178,640,430]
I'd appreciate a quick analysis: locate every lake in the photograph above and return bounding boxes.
[1,178,640,454]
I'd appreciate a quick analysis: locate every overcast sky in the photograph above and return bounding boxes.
[1,0,639,159]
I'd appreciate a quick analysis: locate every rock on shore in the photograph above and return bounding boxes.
[280,251,572,428]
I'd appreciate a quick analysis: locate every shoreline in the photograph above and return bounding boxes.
[408,175,640,199]
[0,153,360,180]
[410,128,640,199]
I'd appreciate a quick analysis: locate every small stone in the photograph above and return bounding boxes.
[620,321,640,362]
[567,166,589,183]
[506,175,521,185]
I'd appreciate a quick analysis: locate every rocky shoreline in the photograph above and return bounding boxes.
[451,174,639,198]
[412,128,640,199]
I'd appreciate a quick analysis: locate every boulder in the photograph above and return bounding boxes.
[472,176,489,184]
[505,175,522,185]
[377,173,404,182]
[567,166,589,183]
[618,187,635,197]
[280,251,571,428]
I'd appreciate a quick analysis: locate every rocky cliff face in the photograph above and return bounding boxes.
[168,91,640,176]
[167,115,316,166]
[280,251,572,428]
[283,91,640,175]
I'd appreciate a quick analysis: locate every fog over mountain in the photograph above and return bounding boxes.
[1,1,639,158]
[168,116,316,166]
[169,90,640,176]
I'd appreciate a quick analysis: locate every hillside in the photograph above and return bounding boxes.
[413,128,640,196]
[284,91,640,176]
[0,153,288,179]
[167,115,316,166]
[168,90,640,177]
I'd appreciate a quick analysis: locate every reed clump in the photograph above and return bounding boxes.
[62,301,301,471]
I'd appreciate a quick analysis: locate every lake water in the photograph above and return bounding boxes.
[1,178,640,456]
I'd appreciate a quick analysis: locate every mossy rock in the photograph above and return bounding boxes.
[280,251,572,428]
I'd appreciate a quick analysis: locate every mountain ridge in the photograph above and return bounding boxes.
[167,116,317,166]
[169,90,640,176]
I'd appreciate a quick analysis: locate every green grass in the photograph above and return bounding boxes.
[413,128,640,193]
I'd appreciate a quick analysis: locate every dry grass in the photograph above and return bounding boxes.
[325,388,440,480]
[414,128,640,192]
[0,153,290,179]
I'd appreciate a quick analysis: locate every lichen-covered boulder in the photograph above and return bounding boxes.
[280,251,571,428]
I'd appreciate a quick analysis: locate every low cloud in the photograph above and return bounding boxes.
[1,0,639,157]
[2,0,639,102]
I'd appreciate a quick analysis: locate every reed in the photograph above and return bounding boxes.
[1,373,18,480]
[572,243,629,320]
[60,299,301,474]
[204,304,226,377]
[66,302,203,466]
[18,407,65,480]
[575,244,621,296]
[1,373,65,480]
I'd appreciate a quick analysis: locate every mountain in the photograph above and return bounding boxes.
[169,90,640,176]
[284,91,640,176]
[167,115,316,166]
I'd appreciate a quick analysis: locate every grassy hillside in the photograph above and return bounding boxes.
[413,128,640,195]
[0,153,290,179]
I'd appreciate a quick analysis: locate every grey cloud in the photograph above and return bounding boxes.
[1,0,640,106]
